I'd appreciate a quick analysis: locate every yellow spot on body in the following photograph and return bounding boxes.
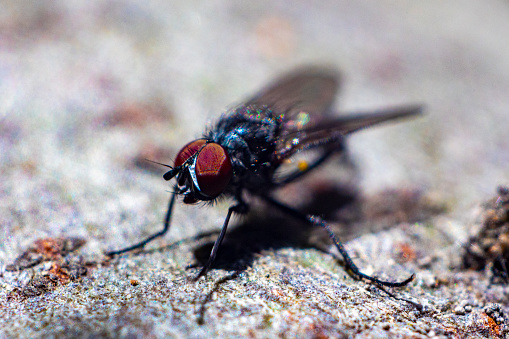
[296,112,310,128]
[297,160,308,172]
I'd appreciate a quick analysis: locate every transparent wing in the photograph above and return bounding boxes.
[245,68,422,183]
[275,105,423,161]
[245,67,340,133]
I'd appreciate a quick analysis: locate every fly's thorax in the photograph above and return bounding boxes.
[207,105,282,176]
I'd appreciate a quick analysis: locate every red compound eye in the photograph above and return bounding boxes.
[194,143,232,197]
[174,139,207,168]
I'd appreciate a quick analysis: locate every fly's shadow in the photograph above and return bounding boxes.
[190,182,359,273]
[191,211,310,272]
[190,180,442,274]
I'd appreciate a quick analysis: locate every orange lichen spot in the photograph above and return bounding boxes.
[394,242,417,263]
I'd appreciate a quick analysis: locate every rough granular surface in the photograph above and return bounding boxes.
[463,186,509,283]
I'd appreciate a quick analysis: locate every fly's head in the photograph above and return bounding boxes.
[164,139,233,204]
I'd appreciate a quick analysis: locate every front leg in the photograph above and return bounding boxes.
[194,196,248,280]
[106,190,177,256]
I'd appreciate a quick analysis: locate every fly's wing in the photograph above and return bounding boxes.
[276,105,423,162]
[246,68,422,183]
[245,67,340,134]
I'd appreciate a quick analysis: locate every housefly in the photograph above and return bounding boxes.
[107,67,422,288]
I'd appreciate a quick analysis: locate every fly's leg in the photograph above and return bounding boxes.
[261,195,414,288]
[194,200,248,281]
[277,137,350,185]
[106,190,177,256]
[277,149,337,185]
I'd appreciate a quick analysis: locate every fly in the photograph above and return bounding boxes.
[107,67,422,288]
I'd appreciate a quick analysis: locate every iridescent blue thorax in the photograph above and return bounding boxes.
[205,105,283,194]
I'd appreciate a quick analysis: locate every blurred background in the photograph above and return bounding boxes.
[2,0,509,255]
[3,1,509,223]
